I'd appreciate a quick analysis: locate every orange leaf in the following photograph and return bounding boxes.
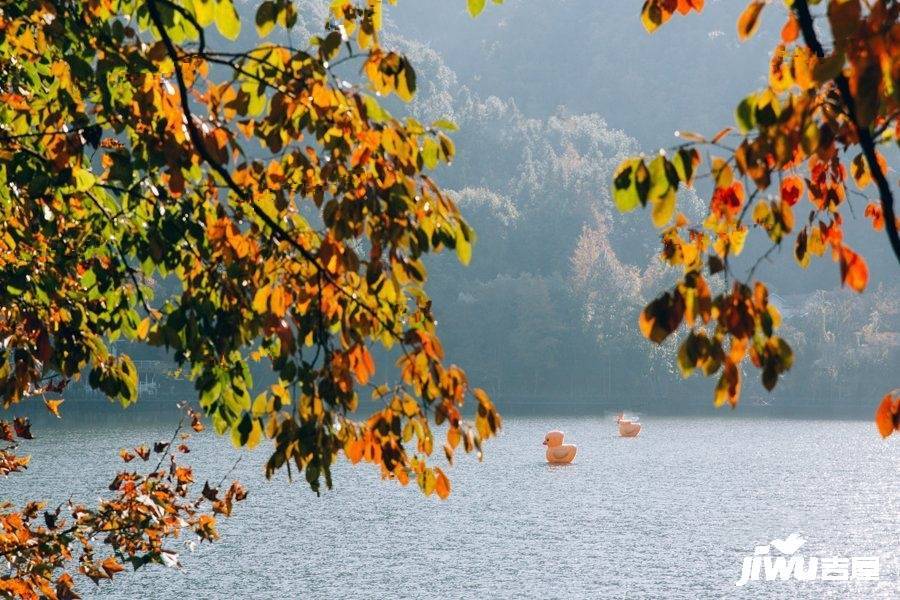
[101,557,124,576]
[839,247,868,293]
[447,426,461,449]
[191,413,205,432]
[434,467,451,499]
[874,392,899,438]
[864,203,884,231]
[394,466,409,485]
[349,345,375,385]
[345,438,364,464]
[119,448,135,462]
[711,127,733,143]
[269,286,288,318]
[737,1,765,41]
[781,16,799,43]
[135,444,150,461]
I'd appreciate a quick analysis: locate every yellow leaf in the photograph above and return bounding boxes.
[192,0,216,26]
[402,396,419,417]
[252,286,270,314]
[473,387,491,408]
[44,398,63,418]
[136,317,151,339]
[423,467,436,495]
[650,188,676,228]
[711,157,733,188]
[729,227,748,256]
[214,0,241,41]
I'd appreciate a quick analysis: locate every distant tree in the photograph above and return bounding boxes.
[0,0,502,595]
[617,1,899,435]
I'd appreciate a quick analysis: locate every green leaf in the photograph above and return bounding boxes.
[422,138,439,170]
[73,168,95,192]
[455,223,473,266]
[431,119,458,132]
[363,95,391,123]
[214,0,241,41]
[80,268,97,289]
[735,94,757,134]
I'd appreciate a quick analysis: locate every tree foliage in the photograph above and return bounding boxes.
[1,0,502,594]
[1,407,247,599]
[622,0,898,435]
[1,0,501,489]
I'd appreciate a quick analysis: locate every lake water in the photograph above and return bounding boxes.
[6,413,898,599]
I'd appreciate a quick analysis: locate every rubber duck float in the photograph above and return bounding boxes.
[543,430,577,464]
[616,412,641,438]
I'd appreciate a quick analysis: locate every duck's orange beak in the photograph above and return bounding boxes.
[542,439,547,445]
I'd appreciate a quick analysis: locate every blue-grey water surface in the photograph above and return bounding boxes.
[6,414,898,599]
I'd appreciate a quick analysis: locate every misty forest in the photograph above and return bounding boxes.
[30,1,900,409]
[1,0,898,598]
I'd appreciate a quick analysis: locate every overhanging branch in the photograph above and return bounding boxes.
[793,0,900,266]
[145,0,407,346]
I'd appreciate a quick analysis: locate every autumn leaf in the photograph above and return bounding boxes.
[864,203,884,231]
[13,417,32,440]
[434,467,451,499]
[135,444,151,461]
[781,16,799,43]
[874,391,899,438]
[191,413,204,433]
[344,438,364,464]
[839,246,868,293]
[780,176,804,206]
[737,2,765,41]
[101,557,125,577]
[44,398,63,418]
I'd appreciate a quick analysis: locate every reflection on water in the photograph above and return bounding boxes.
[5,408,898,599]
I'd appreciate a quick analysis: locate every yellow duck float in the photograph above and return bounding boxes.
[543,430,577,464]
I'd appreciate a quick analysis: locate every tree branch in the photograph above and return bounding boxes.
[145,0,407,346]
[793,0,900,265]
